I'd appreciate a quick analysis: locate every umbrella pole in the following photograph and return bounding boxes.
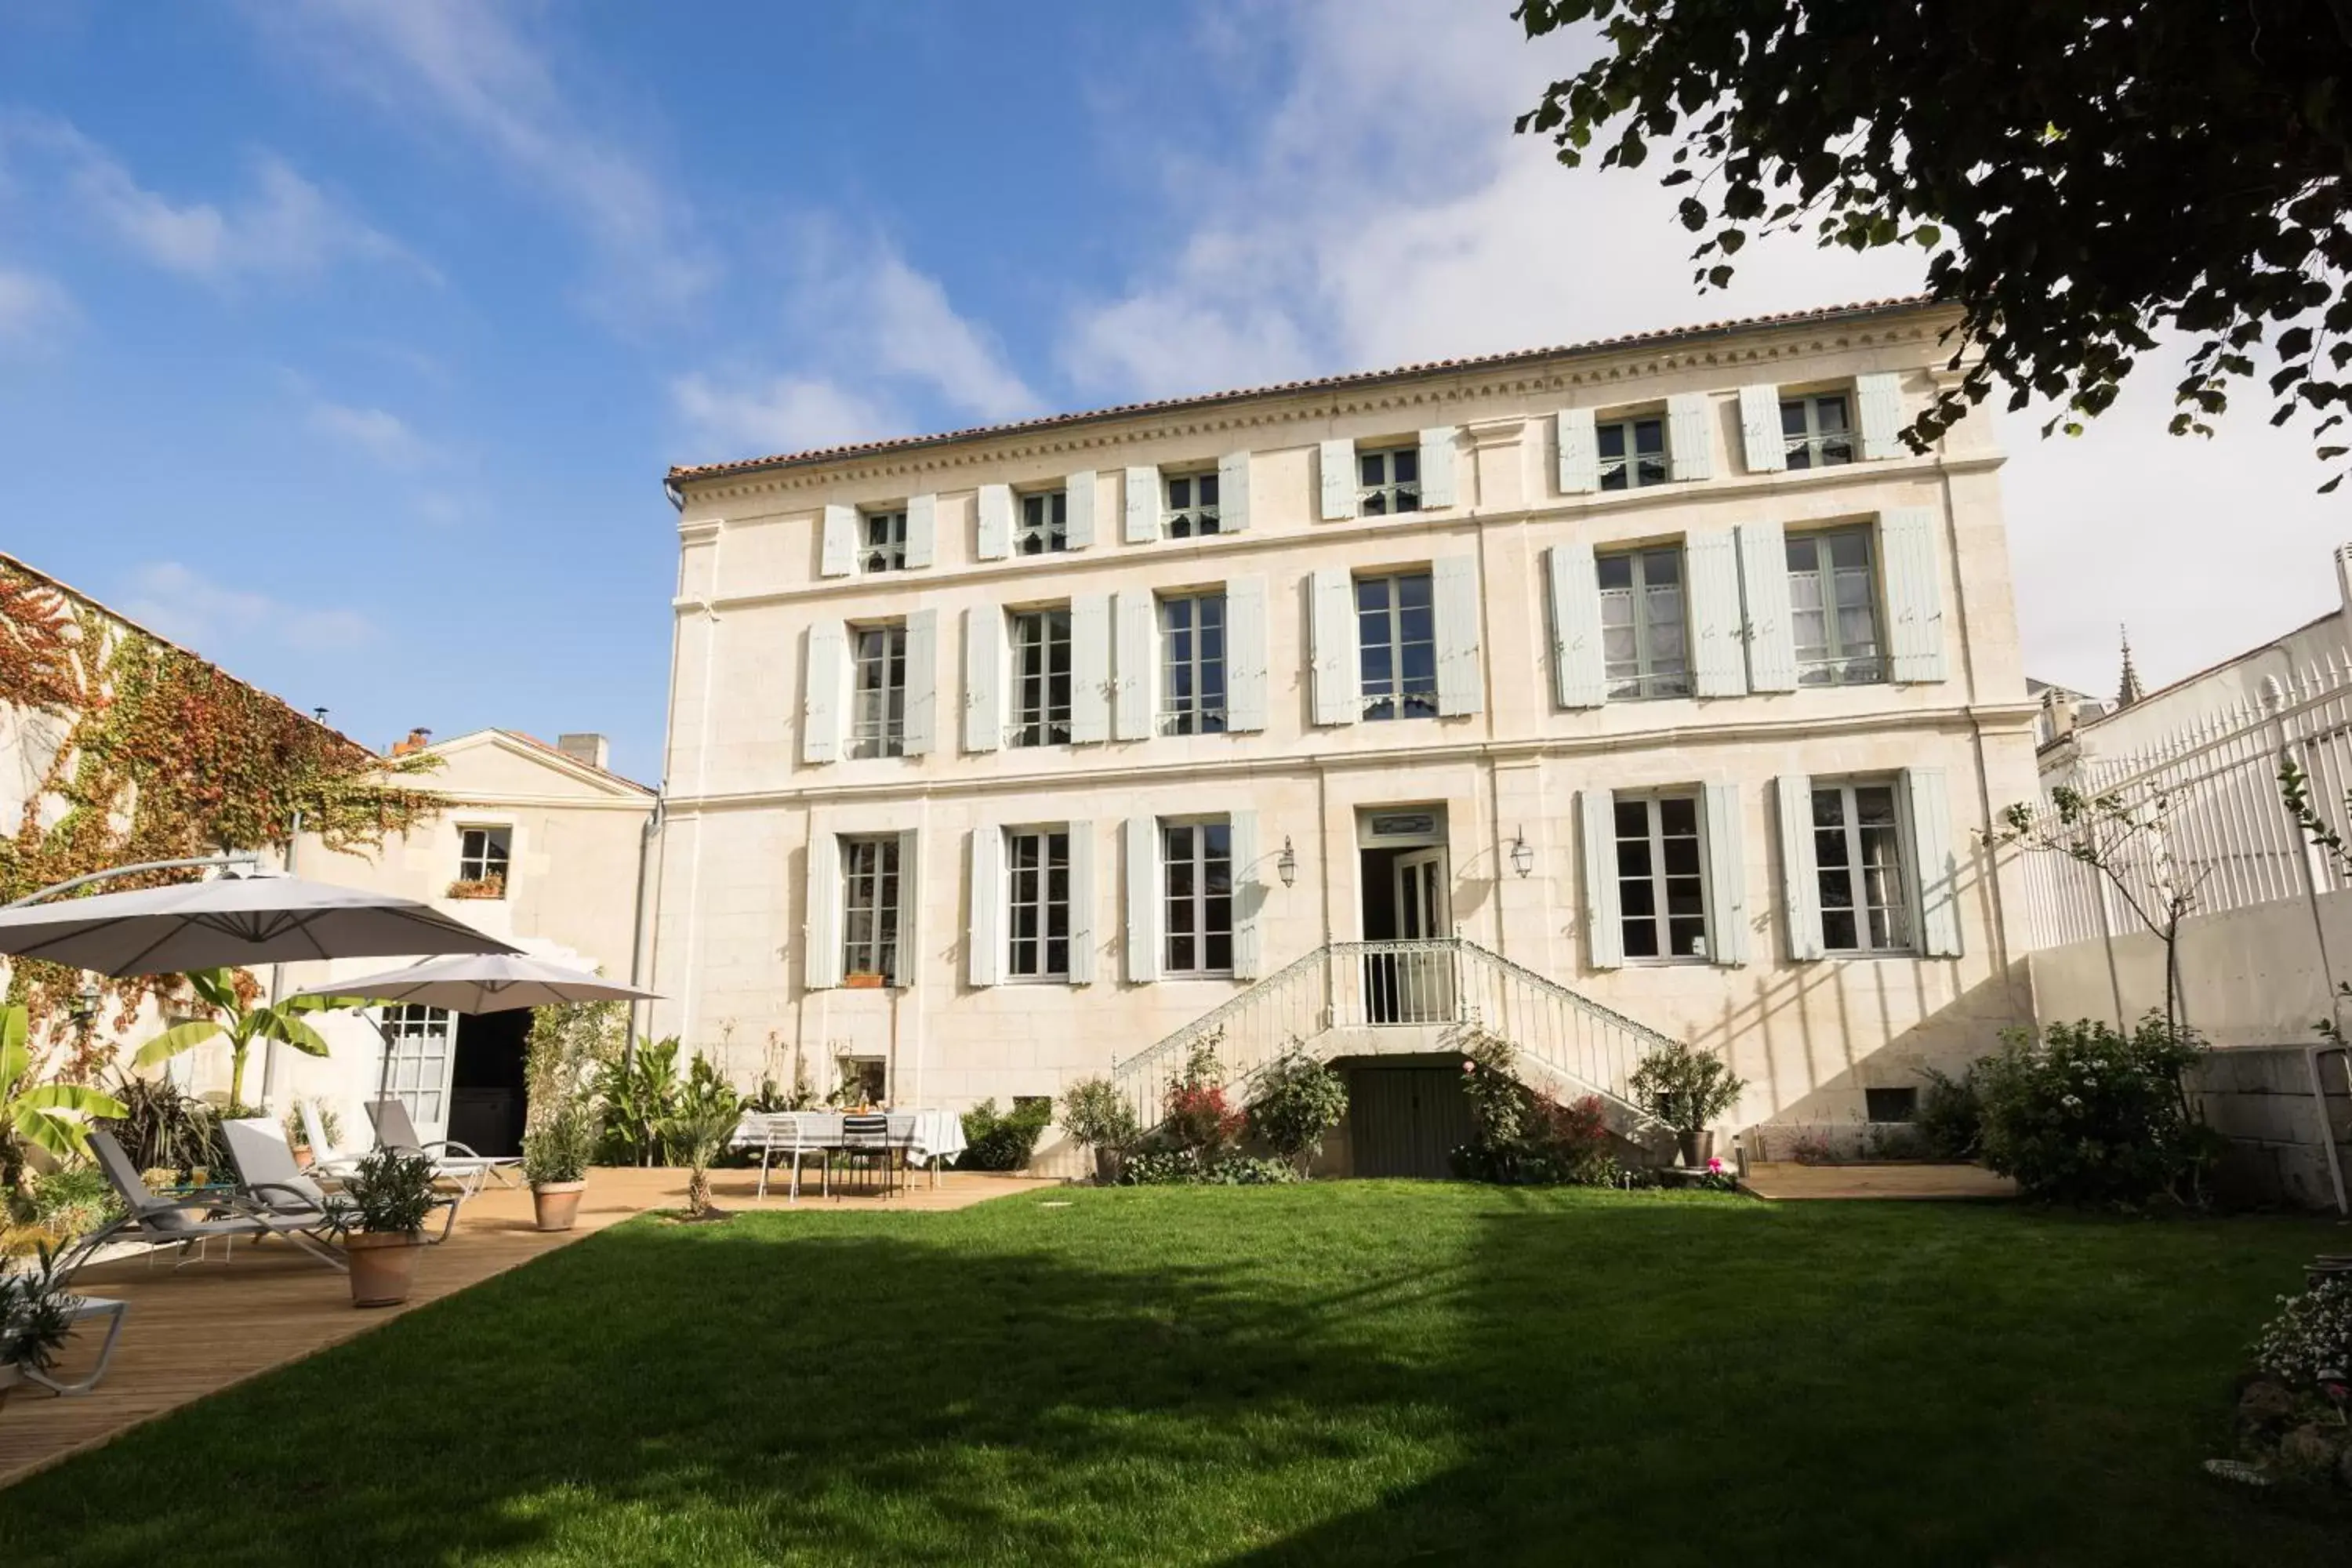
[5,851,260,909]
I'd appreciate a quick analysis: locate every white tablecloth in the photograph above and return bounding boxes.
[733,1109,967,1164]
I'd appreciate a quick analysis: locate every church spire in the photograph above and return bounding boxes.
[2115,625,2145,708]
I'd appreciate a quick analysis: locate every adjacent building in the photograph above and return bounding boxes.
[648,296,2045,1171]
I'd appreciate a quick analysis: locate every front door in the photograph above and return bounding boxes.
[1370,848,1453,1024]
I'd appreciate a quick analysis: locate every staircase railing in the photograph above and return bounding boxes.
[1109,938,1675,1131]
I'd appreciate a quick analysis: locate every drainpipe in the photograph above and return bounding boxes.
[624,793,666,1072]
[2307,1044,2350,1216]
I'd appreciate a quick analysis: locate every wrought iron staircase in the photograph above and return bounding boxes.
[1109,938,1674,1138]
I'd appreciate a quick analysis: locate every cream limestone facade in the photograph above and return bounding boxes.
[650,298,2044,1164]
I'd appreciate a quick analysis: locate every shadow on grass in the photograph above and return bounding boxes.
[0,1187,2343,1567]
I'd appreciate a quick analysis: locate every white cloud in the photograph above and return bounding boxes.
[250,0,713,321]
[670,372,897,463]
[119,562,377,655]
[0,265,72,345]
[306,397,432,468]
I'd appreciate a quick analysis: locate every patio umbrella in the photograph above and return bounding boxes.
[0,868,520,977]
[290,953,659,1013]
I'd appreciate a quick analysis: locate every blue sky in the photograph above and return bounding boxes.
[2,1,2342,781]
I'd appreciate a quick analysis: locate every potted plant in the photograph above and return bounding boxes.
[1060,1076,1142,1185]
[842,971,886,990]
[445,873,506,900]
[523,1101,596,1232]
[337,1149,437,1308]
[0,1244,75,1414]
[1628,1040,1747,1167]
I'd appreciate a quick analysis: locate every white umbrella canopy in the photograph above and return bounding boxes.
[0,869,520,977]
[290,953,659,1014]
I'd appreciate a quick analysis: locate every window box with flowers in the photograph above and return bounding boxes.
[445,874,506,901]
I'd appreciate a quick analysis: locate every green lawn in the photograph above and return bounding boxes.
[2,1184,2345,1566]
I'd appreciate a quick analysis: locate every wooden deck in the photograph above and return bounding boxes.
[0,1165,1059,1490]
[1740,1160,2018,1201]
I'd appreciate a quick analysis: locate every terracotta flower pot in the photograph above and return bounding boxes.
[532,1180,587,1232]
[346,1230,426,1308]
[0,1363,22,1414]
[292,1147,316,1170]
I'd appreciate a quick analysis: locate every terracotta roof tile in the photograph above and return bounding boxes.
[665,294,1943,485]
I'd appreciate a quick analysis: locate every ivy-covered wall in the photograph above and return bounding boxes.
[0,554,443,1062]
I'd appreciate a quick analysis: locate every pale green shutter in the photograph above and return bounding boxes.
[1667,394,1714,481]
[1879,507,1947,681]
[1686,528,1750,698]
[820,503,856,579]
[895,829,920,985]
[1735,520,1798,692]
[1904,768,1963,957]
[1123,466,1158,543]
[804,830,841,989]
[1776,775,1824,960]
[967,827,1003,987]
[1555,408,1599,495]
[1701,782,1748,966]
[1432,554,1483,717]
[1113,590,1155,741]
[904,493,937,569]
[802,621,845,764]
[1319,438,1357,521]
[1855,372,1904,460]
[1218,450,1251,532]
[1737,383,1784,473]
[1124,816,1160,982]
[1417,427,1459,508]
[1064,470,1097,550]
[975,483,1012,560]
[1547,542,1606,709]
[1067,821,1097,985]
[1229,810,1261,980]
[1310,567,1358,724]
[1580,789,1622,970]
[1225,575,1268,732]
[1071,593,1111,744]
[962,607,1001,753]
[902,608,938,757]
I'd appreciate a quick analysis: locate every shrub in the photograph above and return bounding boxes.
[1246,1052,1348,1174]
[1974,1014,2210,1205]
[99,1073,215,1178]
[1059,1077,1141,1181]
[958,1098,1054,1171]
[1915,1065,1984,1159]
[0,1243,75,1376]
[1163,1039,1247,1160]
[1120,1149,1298,1185]
[1627,1040,1744,1135]
[27,1166,118,1240]
[2251,1275,2352,1387]
[1450,1027,1622,1186]
[594,1037,682,1165]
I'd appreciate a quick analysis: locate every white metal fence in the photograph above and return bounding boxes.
[2024,657,2352,949]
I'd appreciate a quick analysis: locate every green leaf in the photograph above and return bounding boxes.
[133,1018,224,1067]
[0,1004,27,1091]
[20,1083,129,1120]
[258,1011,332,1058]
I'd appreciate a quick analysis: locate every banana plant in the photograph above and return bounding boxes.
[2,1004,129,1195]
[133,967,352,1109]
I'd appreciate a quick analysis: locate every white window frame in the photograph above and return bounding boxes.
[848,621,907,760]
[456,825,510,891]
[840,834,903,983]
[1015,488,1068,555]
[377,1004,456,1130]
[1163,470,1221,539]
[1357,445,1422,515]
[1008,606,1073,748]
[1812,779,1914,955]
[1788,525,1887,687]
[859,507,908,573]
[1613,792,1711,962]
[1596,546,1690,699]
[1158,590,1228,736]
[1781,391,1857,470]
[1356,570,1437,722]
[1004,826,1073,982]
[1597,414,1669,491]
[1161,817,1234,978]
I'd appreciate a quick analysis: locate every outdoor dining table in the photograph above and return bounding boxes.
[731,1109,968,1199]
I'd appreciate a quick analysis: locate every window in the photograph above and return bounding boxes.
[1787,528,1886,686]
[1163,820,1233,975]
[1358,445,1421,515]
[1597,547,1690,699]
[1813,782,1911,953]
[1613,794,1708,960]
[860,508,907,573]
[837,1056,887,1105]
[840,836,903,982]
[1781,393,1855,470]
[1159,593,1227,735]
[1598,416,1668,491]
[378,1004,454,1125]
[1357,572,1436,721]
[848,622,907,760]
[1864,1087,1918,1123]
[1016,490,1067,555]
[1164,471,1220,539]
[1008,608,1073,747]
[1005,827,1072,980]
[456,826,510,894]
